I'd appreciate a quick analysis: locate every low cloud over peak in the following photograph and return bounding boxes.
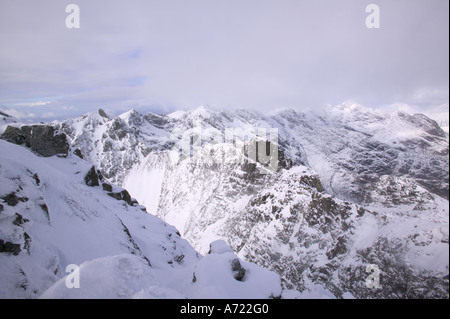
[0,0,448,121]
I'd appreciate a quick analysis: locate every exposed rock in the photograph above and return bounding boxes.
[107,189,138,206]
[144,112,171,129]
[174,254,185,263]
[138,205,147,212]
[98,109,109,119]
[326,236,348,259]
[0,203,3,213]
[1,125,69,157]
[1,193,28,206]
[277,149,293,170]
[23,233,31,254]
[231,258,246,281]
[109,119,128,140]
[1,126,26,145]
[118,218,152,267]
[0,239,21,255]
[13,213,29,226]
[73,148,84,159]
[299,174,324,192]
[32,173,40,186]
[84,166,101,187]
[39,204,50,221]
[102,183,113,192]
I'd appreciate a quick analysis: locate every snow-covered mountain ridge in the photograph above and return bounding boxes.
[56,104,448,204]
[1,103,448,298]
[0,138,286,299]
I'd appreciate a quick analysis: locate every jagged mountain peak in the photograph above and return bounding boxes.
[189,105,214,117]
[52,104,449,202]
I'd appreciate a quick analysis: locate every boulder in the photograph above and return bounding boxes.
[0,239,21,255]
[107,189,138,207]
[231,258,246,281]
[1,125,69,157]
[102,183,113,192]
[32,173,40,186]
[84,166,101,187]
[1,192,28,206]
[73,148,84,159]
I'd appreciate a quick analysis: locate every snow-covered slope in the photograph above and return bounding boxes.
[0,139,284,299]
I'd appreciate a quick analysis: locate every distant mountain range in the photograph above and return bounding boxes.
[1,103,448,298]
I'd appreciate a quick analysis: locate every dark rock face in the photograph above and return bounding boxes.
[39,204,50,222]
[73,148,84,159]
[32,173,40,186]
[107,189,138,206]
[174,254,185,264]
[0,203,3,213]
[13,213,29,226]
[109,119,128,140]
[1,125,69,157]
[231,258,246,281]
[98,109,109,119]
[84,166,101,187]
[102,183,113,192]
[1,193,28,206]
[84,166,139,208]
[0,239,21,255]
[144,113,171,129]
[299,175,324,192]
[1,126,26,145]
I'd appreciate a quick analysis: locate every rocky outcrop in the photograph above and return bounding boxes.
[73,148,84,159]
[1,125,69,157]
[1,192,28,206]
[83,166,139,207]
[107,189,138,207]
[231,258,246,281]
[102,183,113,192]
[0,239,21,255]
[84,166,102,187]
[98,109,110,119]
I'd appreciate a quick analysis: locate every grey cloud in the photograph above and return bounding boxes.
[0,0,448,120]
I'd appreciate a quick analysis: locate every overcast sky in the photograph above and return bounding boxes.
[0,0,448,121]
